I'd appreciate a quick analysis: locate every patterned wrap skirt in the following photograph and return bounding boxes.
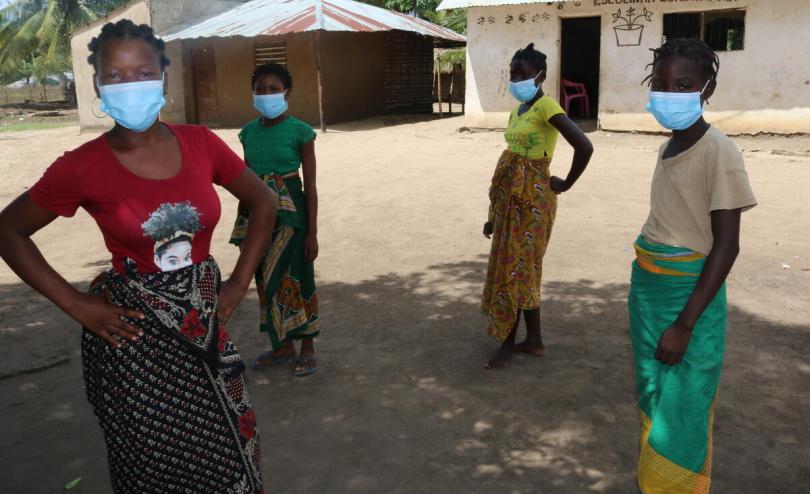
[230,174,319,351]
[482,150,557,341]
[82,257,264,493]
[628,236,726,494]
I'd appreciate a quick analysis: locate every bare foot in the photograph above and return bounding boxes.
[513,340,545,357]
[484,346,513,371]
[299,339,315,362]
[294,339,317,377]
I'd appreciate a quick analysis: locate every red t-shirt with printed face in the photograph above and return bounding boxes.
[29,124,245,274]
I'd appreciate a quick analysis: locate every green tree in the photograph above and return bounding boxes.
[383,0,439,19]
[432,8,466,34]
[20,54,54,100]
[0,0,128,82]
[435,48,464,74]
[358,0,467,34]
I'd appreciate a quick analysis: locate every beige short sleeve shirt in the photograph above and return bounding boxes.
[641,126,757,255]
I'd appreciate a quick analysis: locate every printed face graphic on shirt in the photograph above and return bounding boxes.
[141,202,202,272]
[154,235,193,271]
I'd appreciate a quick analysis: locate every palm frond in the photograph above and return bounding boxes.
[433,8,466,35]
[84,0,129,17]
[35,0,60,45]
[72,4,98,26]
[0,0,126,81]
[434,48,465,74]
[0,0,45,24]
[1,9,45,64]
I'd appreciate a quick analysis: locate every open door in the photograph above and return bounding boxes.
[191,47,220,126]
[560,17,601,120]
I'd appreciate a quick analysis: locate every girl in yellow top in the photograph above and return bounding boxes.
[483,43,593,370]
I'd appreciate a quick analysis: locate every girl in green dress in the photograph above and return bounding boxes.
[231,63,319,377]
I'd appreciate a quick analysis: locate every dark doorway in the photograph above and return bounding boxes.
[560,17,601,120]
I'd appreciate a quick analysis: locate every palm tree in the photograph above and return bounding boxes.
[433,8,466,34]
[0,0,127,82]
[356,0,467,34]
[434,48,465,75]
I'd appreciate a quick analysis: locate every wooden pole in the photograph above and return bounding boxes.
[437,69,443,117]
[459,63,465,114]
[314,30,326,132]
[449,69,454,114]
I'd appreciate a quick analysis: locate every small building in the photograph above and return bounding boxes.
[70,0,465,131]
[437,0,810,134]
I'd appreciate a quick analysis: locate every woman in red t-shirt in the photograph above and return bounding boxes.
[0,20,274,493]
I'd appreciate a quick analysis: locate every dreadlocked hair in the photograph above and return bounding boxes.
[511,43,547,73]
[87,19,170,70]
[643,38,719,85]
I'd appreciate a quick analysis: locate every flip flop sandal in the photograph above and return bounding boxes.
[293,359,318,377]
[251,351,295,370]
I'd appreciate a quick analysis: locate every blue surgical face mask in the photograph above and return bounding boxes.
[646,80,711,131]
[509,72,542,103]
[98,75,165,132]
[253,92,288,119]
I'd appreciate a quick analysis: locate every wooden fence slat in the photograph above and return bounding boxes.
[0,85,66,106]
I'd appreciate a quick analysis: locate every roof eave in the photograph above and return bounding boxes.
[438,0,578,11]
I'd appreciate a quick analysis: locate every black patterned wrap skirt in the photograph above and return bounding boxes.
[82,257,264,493]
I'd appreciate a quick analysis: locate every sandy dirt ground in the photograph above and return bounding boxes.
[1,117,808,493]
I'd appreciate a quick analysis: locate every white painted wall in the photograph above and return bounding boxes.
[464,0,810,134]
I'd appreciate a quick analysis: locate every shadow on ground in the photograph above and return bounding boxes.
[210,113,455,135]
[0,259,808,493]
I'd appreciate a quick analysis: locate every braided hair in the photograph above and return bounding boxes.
[511,43,547,74]
[644,38,719,85]
[87,19,170,70]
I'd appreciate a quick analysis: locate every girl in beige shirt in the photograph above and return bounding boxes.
[628,38,756,494]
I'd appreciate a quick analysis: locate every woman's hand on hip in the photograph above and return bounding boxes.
[483,221,494,239]
[218,278,248,327]
[550,176,569,194]
[68,292,144,348]
[655,320,692,366]
[304,232,319,263]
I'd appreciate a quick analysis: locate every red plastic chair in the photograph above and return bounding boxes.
[561,79,590,118]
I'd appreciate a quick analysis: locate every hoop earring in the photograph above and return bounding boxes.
[165,94,176,113]
[91,96,107,119]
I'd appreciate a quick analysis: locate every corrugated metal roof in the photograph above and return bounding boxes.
[438,0,576,11]
[163,0,466,43]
